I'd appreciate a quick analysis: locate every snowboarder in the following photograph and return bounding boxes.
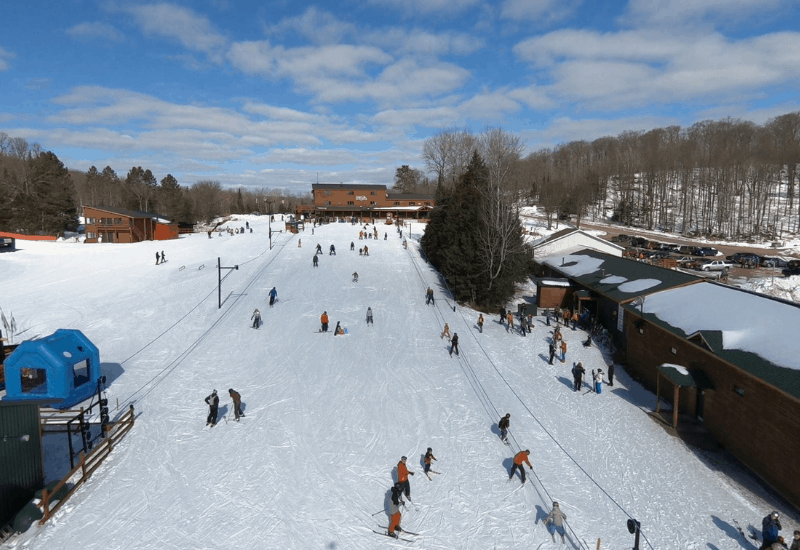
[334,321,345,335]
[449,332,459,357]
[312,254,319,267]
[498,413,510,443]
[423,448,437,477]
[572,362,585,391]
[761,511,782,550]
[608,363,615,386]
[366,307,373,325]
[363,245,369,256]
[161,251,166,263]
[205,390,219,426]
[426,287,434,305]
[329,244,336,255]
[320,311,329,332]
[155,251,160,265]
[388,483,404,538]
[397,456,414,500]
[560,339,567,363]
[592,368,604,394]
[229,388,244,420]
[316,243,322,254]
[350,241,355,251]
[251,308,261,329]
[352,272,359,282]
[548,342,556,365]
[509,449,532,484]
[268,287,277,307]
[478,314,484,333]
[441,323,451,340]
[545,501,568,544]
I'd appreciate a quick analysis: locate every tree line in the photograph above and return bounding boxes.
[0,134,311,235]
[419,112,800,241]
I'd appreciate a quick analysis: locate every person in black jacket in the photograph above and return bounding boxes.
[449,333,459,356]
[572,362,585,391]
[761,511,782,550]
[205,390,219,426]
[498,413,510,443]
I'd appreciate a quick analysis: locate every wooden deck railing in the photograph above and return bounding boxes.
[37,405,136,525]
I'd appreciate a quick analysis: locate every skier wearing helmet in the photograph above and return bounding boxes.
[545,501,568,544]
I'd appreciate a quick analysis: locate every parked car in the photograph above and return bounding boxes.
[759,256,787,268]
[695,247,719,257]
[731,252,760,266]
[698,259,734,271]
[675,256,696,266]
[783,260,800,277]
[678,245,697,255]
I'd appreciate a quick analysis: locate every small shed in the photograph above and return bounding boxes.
[536,278,572,308]
[2,329,101,410]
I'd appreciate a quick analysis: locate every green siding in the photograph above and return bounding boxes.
[0,403,43,525]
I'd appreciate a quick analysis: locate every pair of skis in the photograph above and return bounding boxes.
[423,470,440,481]
[373,527,419,543]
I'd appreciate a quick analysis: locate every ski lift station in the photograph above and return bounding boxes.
[2,329,101,410]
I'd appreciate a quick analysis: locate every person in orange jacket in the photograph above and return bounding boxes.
[509,449,532,484]
[320,311,329,332]
[397,456,415,500]
[388,482,404,538]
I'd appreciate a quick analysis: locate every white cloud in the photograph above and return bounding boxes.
[457,88,522,121]
[0,47,15,71]
[258,148,360,166]
[514,29,800,109]
[116,2,228,62]
[508,85,555,110]
[364,27,484,56]
[365,0,481,15]
[66,22,124,41]
[500,0,582,23]
[623,0,789,27]
[265,7,355,45]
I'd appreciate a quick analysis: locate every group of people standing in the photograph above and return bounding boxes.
[204,388,245,426]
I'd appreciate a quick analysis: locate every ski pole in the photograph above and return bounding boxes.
[371,510,384,516]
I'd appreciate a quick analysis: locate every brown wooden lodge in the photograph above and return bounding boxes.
[83,206,179,244]
[311,184,434,222]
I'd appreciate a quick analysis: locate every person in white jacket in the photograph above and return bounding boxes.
[545,501,568,543]
[592,368,604,394]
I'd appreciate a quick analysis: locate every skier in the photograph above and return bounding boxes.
[350,241,355,251]
[320,311,329,332]
[423,448,437,477]
[560,339,567,363]
[548,342,556,365]
[229,388,245,420]
[545,501,568,544]
[478,314,484,333]
[366,307,373,325]
[572,362,585,392]
[761,511,782,550]
[246,221,249,229]
[334,321,344,335]
[608,362,615,386]
[363,245,369,256]
[155,251,160,265]
[316,243,322,254]
[268,287,278,307]
[205,389,219,426]
[506,311,514,333]
[312,254,319,267]
[251,308,261,329]
[397,456,414,500]
[498,413,510,443]
[402,239,407,249]
[509,449,532,484]
[161,251,166,263]
[384,232,387,240]
[449,332,459,357]
[592,368,604,394]
[426,287,434,305]
[298,239,302,248]
[352,272,359,283]
[440,323,451,340]
[329,244,336,255]
[388,483,404,538]
[499,307,507,325]
[554,306,562,325]
[546,309,551,326]
[520,314,528,336]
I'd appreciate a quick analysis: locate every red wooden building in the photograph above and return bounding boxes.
[83,207,178,243]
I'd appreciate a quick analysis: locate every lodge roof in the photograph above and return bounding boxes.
[533,228,625,253]
[386,192,435,200]
[312,184,388,191]
[85,206,169,220]
[540,248,701,302]
[623,282,800,401]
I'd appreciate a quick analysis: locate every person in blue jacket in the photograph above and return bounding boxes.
[268,287,278,307]
[760,511,782,550]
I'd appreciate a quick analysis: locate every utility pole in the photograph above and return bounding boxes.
[218,257,239,308]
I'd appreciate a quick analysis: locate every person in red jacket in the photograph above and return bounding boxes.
[509,449,532,484]
[397,456,415,500]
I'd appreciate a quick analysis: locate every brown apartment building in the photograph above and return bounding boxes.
[312,184,435,221]
[83,206,179,243]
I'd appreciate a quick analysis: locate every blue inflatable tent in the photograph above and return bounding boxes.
[2,329,101,409]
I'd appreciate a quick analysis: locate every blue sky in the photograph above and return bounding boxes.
[2,0,799,193]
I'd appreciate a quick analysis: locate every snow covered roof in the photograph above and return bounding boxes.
[541,249,701,303]
[628,282,800,398]
[533,228,625,253]
[537,278,571,287]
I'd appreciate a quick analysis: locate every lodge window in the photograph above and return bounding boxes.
[409,202,416,206]
[324,201,331,206]
[114,218,123,225]
[371,191,376,195]
[347,201,354,206]
[21,367,48,394]
[425,202,431,206]
[670,347,677,355]
[86,232,97,239]
[348,191,354,195]
[86,217,95,224]
[394,202,400,206]
[370,201,377,206]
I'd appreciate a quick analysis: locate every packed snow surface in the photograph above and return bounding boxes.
[1,216,795,549]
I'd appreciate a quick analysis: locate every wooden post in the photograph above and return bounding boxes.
[80,451,87,479]
[655,373,661,413]
[672,385,680,429]
[596,538,601,550]
[40,488,50,522]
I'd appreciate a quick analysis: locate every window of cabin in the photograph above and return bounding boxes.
[73,359,90,388]
[370,201,377,206]
[394,202,400,206]
[409,202,416,206]
[325,201,331,205]
[348,191,354,195]
[371,191,376,195]
[348,201,354,205]
[21,367,48,394]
